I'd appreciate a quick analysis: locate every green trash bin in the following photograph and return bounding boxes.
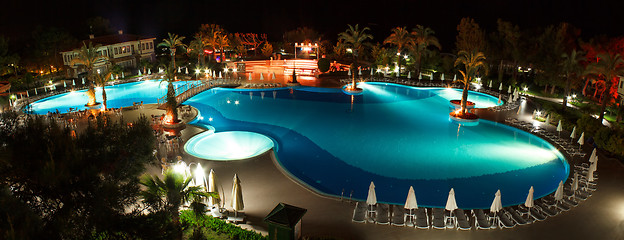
[264,203,307,240]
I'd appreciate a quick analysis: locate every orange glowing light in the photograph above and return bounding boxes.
[163,114,174,124]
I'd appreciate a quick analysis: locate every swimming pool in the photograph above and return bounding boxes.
[29,80,198,114]
[185,82,569,209]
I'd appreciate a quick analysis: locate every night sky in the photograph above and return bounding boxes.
[2,0,623,51]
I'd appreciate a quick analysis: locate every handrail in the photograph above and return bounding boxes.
[157,78,239,107]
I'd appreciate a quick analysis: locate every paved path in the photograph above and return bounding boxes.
[118,91,624,240]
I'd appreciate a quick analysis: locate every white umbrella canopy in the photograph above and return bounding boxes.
[366,181,377,205]
[419,73,422,80]
[441,73,445,81]
[348,68,351,76]
[407,72,411,79]
[586,165,595,182]
[194,163,207,190]
[272,72,276,80]
[524,186,534,208]
[499,83,503,91]
[122,72,124,78]
[545,114,550,125]
[453,74,457,81]
[589,148,597,163]
[430,73,434,81]
[148,69,152,74]
[508,95,513,103]
[248,73,252,81]
[557,120,563,132]
[259,73,264,80]
[358,68,362,76]
[218,71,222,78]
[489,80,492,88]
[138,70,142,76]
[186,68,189,75]
[63,81,67,88]
[589,157,598,173]
[208,169,220,207]
[445,188,458,211]
[578,132,585,146]
[554,181,564,201]
[35,88,38,95]
[404,186,418,210]
[370,68,374,75]
[570,126,577,139]
[396,71,400,77]
[72,79,76,86]
[508,85,512,93]
[230,174,244,212]
[490,189,503,213]
[82,78,85,84]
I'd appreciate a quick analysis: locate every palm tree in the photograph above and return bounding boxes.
[338,24,373,89]
[383,27,414,76]
[69,42,108,106]
[412,25,441,78]
[189,34,206,67]
[158,33,187,68]
[585,52,624,123]
[560,49,585,111]
[214,33,230,64]
[160,63,179,123]
[140,170,213,225]
[95,67,115,111]
[454,50,488,115]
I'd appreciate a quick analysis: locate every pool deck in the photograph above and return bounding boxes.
[112,92,624,240]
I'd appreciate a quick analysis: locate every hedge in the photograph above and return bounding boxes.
[180,210,266,240]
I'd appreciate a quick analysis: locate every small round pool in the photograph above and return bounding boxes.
[185,131,274,160]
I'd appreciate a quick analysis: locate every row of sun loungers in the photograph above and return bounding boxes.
[240,83,283,88]
[352,168,598,230]
[505,118,587,157]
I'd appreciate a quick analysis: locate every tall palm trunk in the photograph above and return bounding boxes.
[461,82,469,115]
[562,76,570,111]
[598,78,612,122]
[102,87,107,110]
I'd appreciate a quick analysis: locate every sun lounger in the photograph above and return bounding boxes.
[414,208,429,229]
[454,209,472,230]
[497,211,516,228]
[535,201,559,216]
[432,208,446,229]
[391,205,405,226]
[562,197,578,206]
[529,208,546,221]
[556,201,572,211]
[505,208,529,225]
[376,203,390,225]
[352,201,367,223]
[472,209,492,230]
[226,211,245,223]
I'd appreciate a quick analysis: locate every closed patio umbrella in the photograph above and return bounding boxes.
[525,186,534,218]
[63,81,66,88]
[230,174,244,217]
[121,72,124,78]
[589,148,597,163]
[508,85,512,94]
[545,114,550,125]
[570,126,577,142]
[445,188,458,211]
[259,73,264,80]
[586,165,595,182]
[348,68,351,76]
[82,78,85,84]
[490,189,502,213]
[430,73,433,81]
[418,73,422,80]
[489,80,492,88]
[370,68,374,75]
[557,120,562,136]
[148,69,151,75]
[366,181,377,220]
[186,68,189,75]
[578,132,585,149]
[407,72,411,79]
[208,169,220,207]
[219,71,222,78]
[358,68,362,76]
[405,186,418,224]
[441,73,445,81]
[272,72,276,80]
[499,83,503,92]
[35,88,38,95]
[248,73,252,81]
[72,79,75,86]
[138,70,142,76]
[453,74,457,81]
[554,181,564,202]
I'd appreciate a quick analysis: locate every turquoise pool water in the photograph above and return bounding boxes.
[185,82,569,209]
[29,80,198,114]
[185,131,274,160]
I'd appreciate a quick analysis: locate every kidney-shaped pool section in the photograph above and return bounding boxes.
[185,131,274,160]
[183,82,568,209]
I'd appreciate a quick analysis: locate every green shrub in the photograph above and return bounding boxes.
[180,210,266,240]
[318,58,330,73]
[577,115,602,137]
